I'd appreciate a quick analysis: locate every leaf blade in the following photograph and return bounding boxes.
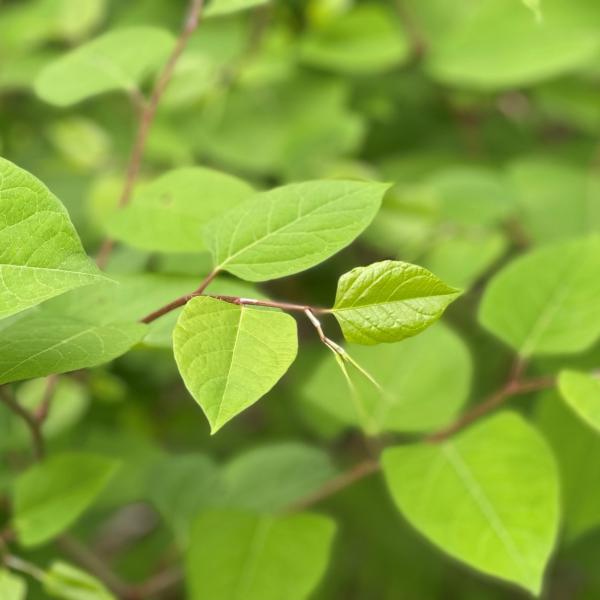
[332,260,460,345]
[0,158,105,321]
[173,297,298,432]
[205,180,388,282]
[382,412,559,594]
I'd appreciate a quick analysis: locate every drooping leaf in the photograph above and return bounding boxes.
[303,323,471,434]
[43,562,115,600]
[479,236,600,356]
[223,442,337,511]
[173,297,298,433]
[107,167,254,253]
[205,0,269,17]
[34,27,174,106]
[13,452,120,546]
[558,370,600,433]
[0,569,26,600]
[0,157,105,321]
[186,509,336,600]
[205,180,387,282]
[382,413,559,594]
[300,5,410,74]
[331,260,460,345]
[536,390,600,541]
[0,313,146,384]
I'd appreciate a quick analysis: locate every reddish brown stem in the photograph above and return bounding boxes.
[96,0,205,269]
[211,295,327,314]
[0,387,45,462]
[140,269,219,324]
[425,374,556,443]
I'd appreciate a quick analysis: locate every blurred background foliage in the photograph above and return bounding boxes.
[2,0,600,598]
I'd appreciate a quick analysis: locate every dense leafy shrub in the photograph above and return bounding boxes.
[2,0,600,598]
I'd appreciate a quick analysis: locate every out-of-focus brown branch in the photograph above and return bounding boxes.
[0,386,45,462]
[96,0,205,269]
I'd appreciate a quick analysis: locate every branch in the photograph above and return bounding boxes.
[96,0,206,269]
[140,269,219,323]
[0,386,45,462]
[425,372,556,443]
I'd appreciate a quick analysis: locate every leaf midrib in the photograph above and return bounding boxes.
[442,443,528,580]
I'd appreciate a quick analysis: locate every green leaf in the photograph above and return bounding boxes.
[300,5,410,74]
[14,452,120,546]
[426,0,600,89]
[0,569,26,600]
[479,236,600,356]
[423,232,507,289]
[0,313,146,384]
[173,297,298,433]
[0,157,105,321]
[508,158,600,244]
[223,442,337,511]
[382,413,559,594]
[107,167,254,253]
[303,323,471,434]
[558,370,600,433]
[536,390,600,541]
[186,510,336,600]
[43,561,115,600]
[34,27,174,106]
[205,180,387,281]
[205,0,269,17]
[148,454,224,545]
[331,260,460,345]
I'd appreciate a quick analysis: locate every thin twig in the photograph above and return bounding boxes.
[140,269,219,323]
[58,535,130,598]
[125,566,183,600]
[425,374,556,443]
[35,373,59,424]
[0,386,45,462]
[96,0,206,269]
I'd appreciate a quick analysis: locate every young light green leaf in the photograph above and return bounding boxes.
[382,413,559,594]
[205,0,269,17]
[0,569,26,600]
[107,167,254,253]
[303,323,471,434]
[331,260,460,345]
[205,180,388,282]
[558,370,600,433]
[479,236,600,356]
[173,297,298,433]
[14,452,120,546]
[536,390,600,542]
[0,313,146,384]
[187,510,336,600]
[223,442,337,512]
[0,157,105,321]
[34,27,174,106]
[300,5,410,74]
[43,562,115,600]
